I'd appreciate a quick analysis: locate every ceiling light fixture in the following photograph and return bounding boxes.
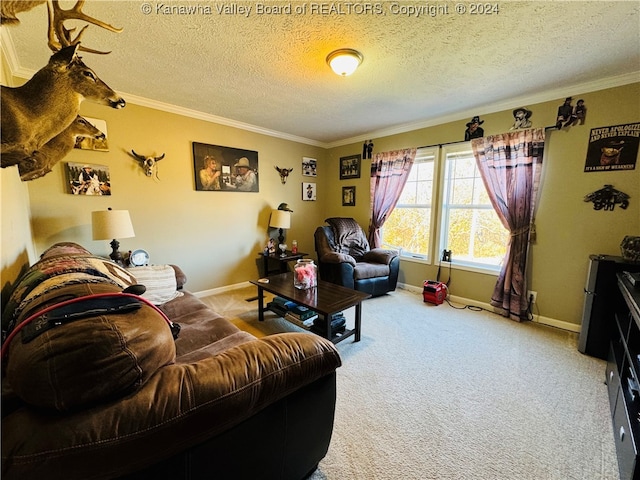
[326,48,363,76]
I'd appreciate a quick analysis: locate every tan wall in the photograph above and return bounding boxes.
[20,100,328,292]
[326,82,640,328]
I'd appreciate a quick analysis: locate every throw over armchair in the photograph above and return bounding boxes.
[314,217,399,297]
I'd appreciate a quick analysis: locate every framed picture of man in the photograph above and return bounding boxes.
[66,162,111,195]
[303,182,317,201]
[193,142,259,192]
[340,154,361,180]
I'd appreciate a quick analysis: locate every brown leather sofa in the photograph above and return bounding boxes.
[315,217,400,297]
[1,243,341,480]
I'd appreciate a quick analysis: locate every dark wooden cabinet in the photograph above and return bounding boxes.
[606,274,640,480]
[580,255,640,359]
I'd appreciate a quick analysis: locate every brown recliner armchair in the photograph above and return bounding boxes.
[314,217,400,297]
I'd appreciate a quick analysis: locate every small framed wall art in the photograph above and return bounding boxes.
[73,117,109,151]
[66,162,111,195]
[342,186,356,206]
[303,182,317,201]
[302,157,317,177]
[340,154,361,179]
[193,142,259,192]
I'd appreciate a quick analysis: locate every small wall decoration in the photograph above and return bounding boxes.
[464,116,484,141]
[274,166,293,184]
[510,107,533,130]
[556,97,587,129]
[303,182,317,201]
[342,186,356,206]
[583,185,630,211]
[193,142,259,192]
[340,154,361,179]
[362,140,374,159]
[74,117,109,151]
[66,162,111,195]
[302,157,317,176]
[584,123,639,172]
[131,150,165,179]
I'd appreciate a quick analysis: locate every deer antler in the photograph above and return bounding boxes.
[47,0,122,55]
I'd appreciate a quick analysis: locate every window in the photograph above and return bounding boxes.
[380,143,508,274]
[381,148,436,261]
[439,145,508,271]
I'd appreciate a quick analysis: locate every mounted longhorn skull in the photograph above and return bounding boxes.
[275,166,293,184]
[131,150,165,179]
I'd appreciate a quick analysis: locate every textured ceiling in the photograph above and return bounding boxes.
[2,1,640,145]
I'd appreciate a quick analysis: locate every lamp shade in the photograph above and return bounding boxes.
[326,48,363,76]
[92,209,135,240]
[269,209,291,229]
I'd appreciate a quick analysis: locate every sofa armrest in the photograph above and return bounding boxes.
[168,264,187,290]
[320,251,357,266]
[362,248,398,265]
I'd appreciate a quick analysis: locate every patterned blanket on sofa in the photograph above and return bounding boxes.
[2,243,135,341]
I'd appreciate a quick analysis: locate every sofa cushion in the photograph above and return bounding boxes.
[5,283,176,412]
[354,262,390,280]
[160,292,255,361]
[129,265,183,305]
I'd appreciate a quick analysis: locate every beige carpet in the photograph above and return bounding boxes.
[200,286,620,480]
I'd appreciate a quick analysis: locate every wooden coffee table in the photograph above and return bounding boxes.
[250,273,371,344]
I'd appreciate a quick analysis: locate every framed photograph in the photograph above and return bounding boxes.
[342,186,356,206]
[303,182,317,201]
[66,162,111,195]
[302,156,317,177]
[193,142,259,192]
[73,117,109,151]
[340,154,361,179]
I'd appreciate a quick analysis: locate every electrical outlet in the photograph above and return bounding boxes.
[527,290,537,304]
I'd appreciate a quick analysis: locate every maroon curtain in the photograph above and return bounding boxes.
[368,148,416,247]
[471,129,545,321]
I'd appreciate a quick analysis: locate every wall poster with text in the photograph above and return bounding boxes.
[584,123,639,172]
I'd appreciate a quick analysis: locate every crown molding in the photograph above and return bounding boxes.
[326,71,640,149]
[120,92,326,148]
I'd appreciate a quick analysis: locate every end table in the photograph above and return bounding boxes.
[261,250,308,276]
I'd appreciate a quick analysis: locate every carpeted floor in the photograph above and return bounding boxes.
[200,286,620,480]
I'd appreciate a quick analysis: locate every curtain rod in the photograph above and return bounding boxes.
[416,125,558,150]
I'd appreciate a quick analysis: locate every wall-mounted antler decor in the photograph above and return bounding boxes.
[275,166,293,184]
[131,150,165,180]
[583,184,630,211]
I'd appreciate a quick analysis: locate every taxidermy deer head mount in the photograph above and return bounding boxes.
[275,166,293,184]
[0,1,124,173]
[131,150,165,179]
[1,44,126,168]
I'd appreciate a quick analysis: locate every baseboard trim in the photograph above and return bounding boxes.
[194,281,252,298]
[397,283,580,333]
[195,282,580,333]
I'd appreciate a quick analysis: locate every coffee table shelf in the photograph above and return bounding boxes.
[250,273,371,344]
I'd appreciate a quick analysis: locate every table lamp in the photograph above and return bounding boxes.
[92,208,135,266]
[269,209,290,246]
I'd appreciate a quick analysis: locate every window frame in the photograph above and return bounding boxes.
[380,142,507,276]
[380,147,438,263]
[435,143,506,274]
